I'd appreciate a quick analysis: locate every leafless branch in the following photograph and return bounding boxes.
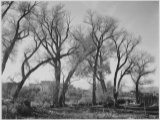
[2,1,14,19]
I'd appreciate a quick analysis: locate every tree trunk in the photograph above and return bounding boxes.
[92,75,96,105]
[113,59,120,106]
[2,17,21,74]
[2,43,15,74]
[114,92,118,105]
[59,80,66,107]
[58,49,94,106]
[59,94,65,107]
[116,74,124,99]
[113,69,118,105]
[61,78,66,107]
[98,53,107,93]
[59,60,80,106]
[2,1,14,19]
[12,58,51,101]
[136,82,140,104]
[53,60,61,107]
[99,72,107,93]
[92,47,100,105]
[135,76,141,104]
[13,78,26,101]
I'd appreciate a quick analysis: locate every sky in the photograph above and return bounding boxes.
[1,1,159,91]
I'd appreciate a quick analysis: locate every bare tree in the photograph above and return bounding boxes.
[33,4,78,106]
[116,55,136,97]
[78,43,112,94]
[96,43,113,93]
[130,52,155,103]
[84,10,117,105]
[58,27,96,106]
[1,1,14,19]
[111,31,140,104]
[2,2,37,74]
[13,36,51,101]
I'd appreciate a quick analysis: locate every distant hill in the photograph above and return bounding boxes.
[141,86,159,94]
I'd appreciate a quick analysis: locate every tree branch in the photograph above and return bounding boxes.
[2,1,14,19]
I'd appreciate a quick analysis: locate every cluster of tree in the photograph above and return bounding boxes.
[2,1,155,107]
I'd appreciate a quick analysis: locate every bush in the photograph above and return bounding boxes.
[103,97,114,108]
[117,99,126,105]
[31,101,40,108]
[43,101,50,108]
[17,105,31,116]
[34,91,52,105]
[2,101,19,119]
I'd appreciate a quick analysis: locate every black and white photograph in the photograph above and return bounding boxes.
[1,1,159,119]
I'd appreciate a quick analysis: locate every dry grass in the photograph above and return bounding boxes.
[20,107,159,119]
[3,106,159,119]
